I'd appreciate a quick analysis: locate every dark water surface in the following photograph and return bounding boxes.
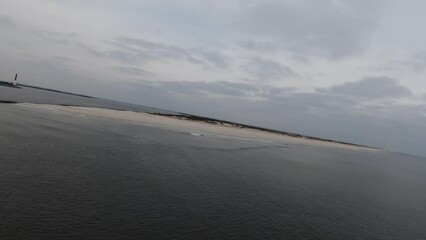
[1,86,426,239]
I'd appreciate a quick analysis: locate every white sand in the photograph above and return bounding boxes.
[19,103,379,151]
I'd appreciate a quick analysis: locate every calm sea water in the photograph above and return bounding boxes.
[1,85,426,239]
[0,85,175,114]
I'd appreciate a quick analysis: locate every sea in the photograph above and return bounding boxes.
[1,85,426,239]
[0,85,175,114]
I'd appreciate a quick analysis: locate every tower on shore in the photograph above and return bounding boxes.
[13,73,17,86]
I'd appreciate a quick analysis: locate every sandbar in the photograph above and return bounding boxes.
[18,103,379,152]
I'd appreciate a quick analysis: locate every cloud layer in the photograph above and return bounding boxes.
[236,0,384,58]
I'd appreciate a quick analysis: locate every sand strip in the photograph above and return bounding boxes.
[18,103,379,152]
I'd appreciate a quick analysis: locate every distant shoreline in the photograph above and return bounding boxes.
[0,81,92,98]
[17,84,94,99]
[0,83,377,150]
[10,102,380,151]
[0,80,20,89]
[152,112,378,150]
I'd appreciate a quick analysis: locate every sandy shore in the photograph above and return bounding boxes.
[18,103,379,151]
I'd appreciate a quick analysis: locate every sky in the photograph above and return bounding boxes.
[1,0,426,157]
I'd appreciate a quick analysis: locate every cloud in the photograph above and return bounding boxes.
[151,80,260,97]
[191,49,230,69]
[33,30,104,57]
[273,92,356,111]
[242,57,297,81]
[115,66,155,77]
[49,55,75,64]
[103,49,154,64]
[0,15,16,28]
[368,50,426,74]
[400,51,426,73]
[320,76,413,100]
[235,0,384,58]
[238,40,279,52]
[106,37,230,68]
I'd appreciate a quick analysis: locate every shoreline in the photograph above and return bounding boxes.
[153,112,376,149]
[0,81,20,89]
[13,102,380,152]
[17,84,93,99]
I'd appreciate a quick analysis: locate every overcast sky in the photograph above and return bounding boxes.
[1,0,426,157]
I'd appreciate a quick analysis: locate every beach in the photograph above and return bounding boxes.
[18,103,378,152]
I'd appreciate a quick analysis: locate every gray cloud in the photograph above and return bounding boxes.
[154,80,260,97]
[400,51,426,73]
[0,15,16,28]
[191,49,230,69]
[235,0,384,58]
[49,55,75,64]
[369,51,426,74]
[114,37,188,60]
[242,57,297,81]
[28,29,104,58]
[106,37,230,68]
[271,92,356,111]
[115,66,155,77]
[319,76,413,100]
[30,30,83,48]
[238,40,279,52]
[104,49,153,64]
